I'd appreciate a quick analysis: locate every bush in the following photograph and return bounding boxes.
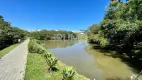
[44,52,52,58]
[62,67,75,80]
[37,45,47,54]
[46,56,58,72]
[28,40,47,54]
[28,40,36,53]
[29,30,77,40]
[28,39,58,73]
[0,15,27,50]
[44,52,58,73]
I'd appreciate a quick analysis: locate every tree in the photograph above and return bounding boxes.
[29,30,77,40]
[0,15,27,50]
[88,0,142,59]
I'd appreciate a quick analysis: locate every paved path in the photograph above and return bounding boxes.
[0,39,29,80]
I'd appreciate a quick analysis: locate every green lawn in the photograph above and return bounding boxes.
[0,43,20,58]
[24,53,90,80]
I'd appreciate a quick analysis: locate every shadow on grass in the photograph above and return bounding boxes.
[48,67,59,73]
[51,67,59,72]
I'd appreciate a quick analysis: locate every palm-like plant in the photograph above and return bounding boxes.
[44,52,52,58]
[62,67,75,80]
[47,56,58,72]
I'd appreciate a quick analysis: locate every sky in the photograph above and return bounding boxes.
[0,0,110,31]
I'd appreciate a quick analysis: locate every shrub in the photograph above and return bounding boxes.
[44,52,52,58]
[28,40,36,53]
[46,56,58,72]
[28,40,47,54]
[62,67,75,80]
[37,45,47,54]
[28,40,58,73]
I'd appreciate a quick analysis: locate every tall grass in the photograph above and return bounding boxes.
[28,40,47,54]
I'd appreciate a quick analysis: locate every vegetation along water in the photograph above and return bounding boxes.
[1,0,142,80]
[39,40,141,80]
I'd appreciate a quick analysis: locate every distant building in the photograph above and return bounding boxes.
[72,31,84,34]
[55,30,58,31]
[28,30,41,32]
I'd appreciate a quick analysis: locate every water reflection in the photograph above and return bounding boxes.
[42,40,76,49]
[86,45,133,80]
[43,40,142,80]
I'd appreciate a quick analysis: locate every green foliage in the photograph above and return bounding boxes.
[28,39,58,72]
[87,24,101,43]
[25,54,89,80]
[0,15,27,50]
[47,57,58,67]
[27,40,88,80]
[87,0,142,59]
[28,40,36,53]
[44,52,52,58]
[62,67,75,80]
[46,56,58,72]
[28,40,47,54]
[29,30,77,40]
[88,24,100,34]
[24,53,49,80]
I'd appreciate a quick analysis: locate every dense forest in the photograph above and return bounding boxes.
[30,30,77,40]
[0,15,28,50]
[88,0,142,59]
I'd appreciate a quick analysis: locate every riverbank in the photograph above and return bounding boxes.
[25,53,89,80]
[41,40,142,80]
[24,39,89,80]
[0,43,21,58]
[89,44,142,73]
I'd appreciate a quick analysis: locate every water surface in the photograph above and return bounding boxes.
[43,40,142,80]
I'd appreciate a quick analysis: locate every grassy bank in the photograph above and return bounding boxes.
[24,40,89,80]
[0,43,21,58]
[24,53,48,80]
[25,53,89,80]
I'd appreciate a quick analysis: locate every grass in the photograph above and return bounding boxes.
[0,43,21,58]
[24,53,48,80]
[24,53,90,80]
[25,39,89,80]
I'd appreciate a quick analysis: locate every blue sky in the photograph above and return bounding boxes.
[0,0,110,31]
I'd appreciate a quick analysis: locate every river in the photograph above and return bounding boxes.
[42,40,142,80]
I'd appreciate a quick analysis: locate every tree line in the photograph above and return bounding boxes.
[29,30,77,40]
[0,15,77,50]
[0,15,28,50]
[87,0,142,59]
